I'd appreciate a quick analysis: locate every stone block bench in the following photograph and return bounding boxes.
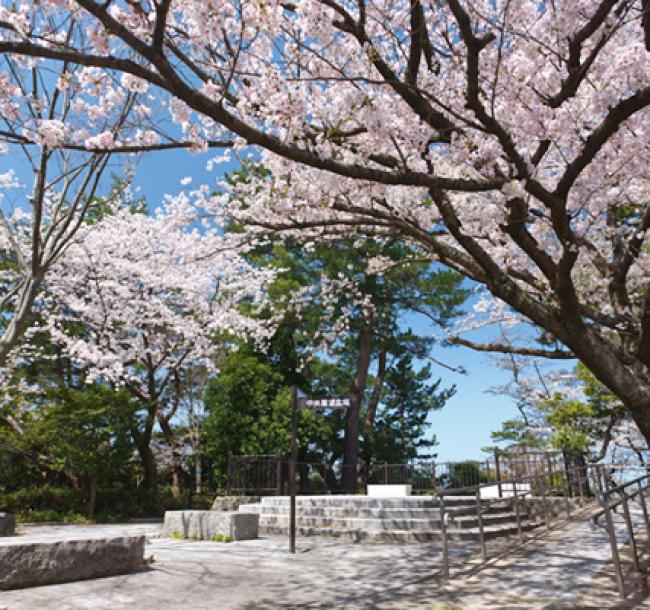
[0,534,145,590]
[164,510,258,541]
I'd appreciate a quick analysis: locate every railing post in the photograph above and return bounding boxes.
[578,466,585,504]
[439,493,450,579]
[637,480,650,542]
[513,480,524,543]
[384,462,388,485]
[476,489,487,563]
[494,447,503,499]
[621,493,641,572]
[227,452,233,495]
[562,469,571,518]
[602,492,626,598]
[541,474,550,530]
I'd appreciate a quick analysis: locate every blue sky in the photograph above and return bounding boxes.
[134,149,524,463]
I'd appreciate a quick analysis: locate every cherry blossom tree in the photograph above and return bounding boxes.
[4,1,650,444]
[11,192,275,494]
[0,49,145,366]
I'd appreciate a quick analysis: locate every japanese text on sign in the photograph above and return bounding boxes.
[298,397,352,409]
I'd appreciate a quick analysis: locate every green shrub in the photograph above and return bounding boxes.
[210,533,233,543]
[16,509,89,523]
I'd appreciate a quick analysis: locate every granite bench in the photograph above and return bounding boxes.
[164,510,258,541]
[0,534,145,590]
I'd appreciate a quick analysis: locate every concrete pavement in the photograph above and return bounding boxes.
[1,508,649,609]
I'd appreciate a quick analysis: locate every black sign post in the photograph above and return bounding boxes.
[288,391,351,554]
[289,385,298,554]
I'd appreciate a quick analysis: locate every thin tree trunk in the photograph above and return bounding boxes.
[0,274,44,367]
[159,417,183,499]
[360,346,387,487]
[342,310,374,492]
[195,450,202,495]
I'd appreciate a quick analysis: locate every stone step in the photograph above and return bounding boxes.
[260,515,442,531]
[240,503,520,520]
[239,504,442,518]
[261,494,486,508]
[258,496,441,509]
[258,510,528,531]
[448,511,528,529]
[259,520,542,542]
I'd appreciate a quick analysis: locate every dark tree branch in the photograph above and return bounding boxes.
[448,336,575,359]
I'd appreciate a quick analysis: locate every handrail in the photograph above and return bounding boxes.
[437,465,583,497]
[590,470,650,598]
[591,478,650,526]
[437,462,598,580]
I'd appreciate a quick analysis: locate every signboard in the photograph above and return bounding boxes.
[297,396,352,409]
[288,389,353,554]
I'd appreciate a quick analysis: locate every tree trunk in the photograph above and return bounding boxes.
[342,310,374,492]
[159,417,183,499]
[360,346,387,487]
[0,274,44,367]
[137,440,158,490]
[195,450,202,495]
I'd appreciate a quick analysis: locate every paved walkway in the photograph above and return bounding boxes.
[2,507,650,609]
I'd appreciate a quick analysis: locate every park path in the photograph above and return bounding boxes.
[433,502,650,609]
[2,506,649,609]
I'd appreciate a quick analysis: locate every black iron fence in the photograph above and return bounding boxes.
[225,450,568,496]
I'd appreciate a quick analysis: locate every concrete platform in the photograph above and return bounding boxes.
[0,533,145,590]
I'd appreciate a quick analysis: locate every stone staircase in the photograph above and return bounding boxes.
[238,495,543,543]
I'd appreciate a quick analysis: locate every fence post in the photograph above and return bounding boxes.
[384,462,388,485]
[541,474,550,530]
[494,448,503,499]
[476,489,487,563]
[578,465,585,504]
[637,480,650,541]
[513,480,523,543]
[621,494,641,572]
[602,492,626,598]
[562,469,571,518]
[439,493,450,579]
[227,452,233,495]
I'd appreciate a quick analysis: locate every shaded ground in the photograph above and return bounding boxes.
[2,507,650,609]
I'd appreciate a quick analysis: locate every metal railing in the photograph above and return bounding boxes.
[226,451,566,496]
[591,469,650,598]
[439,463,596,579]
